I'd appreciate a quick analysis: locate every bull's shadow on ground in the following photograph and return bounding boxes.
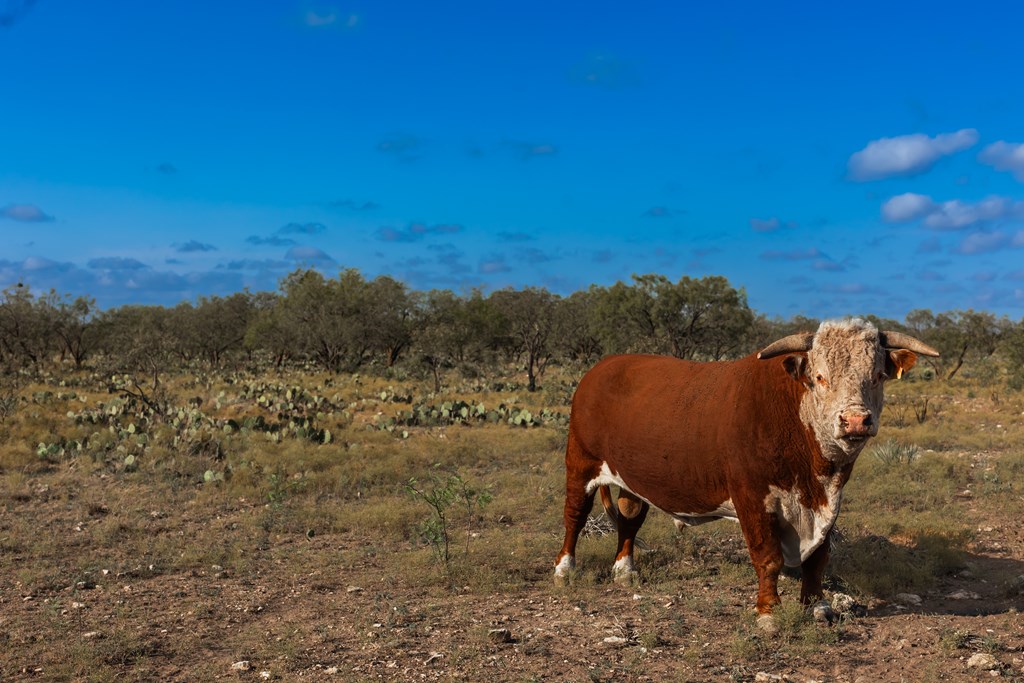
[824,533,1024,617]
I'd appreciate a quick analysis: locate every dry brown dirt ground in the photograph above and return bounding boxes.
[2,467,1023,683]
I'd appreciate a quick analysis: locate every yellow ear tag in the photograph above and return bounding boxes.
[895,367,904,380]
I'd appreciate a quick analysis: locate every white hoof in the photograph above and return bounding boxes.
[612,557,637,585]
[553,555,574,585]
[756,614,778,635]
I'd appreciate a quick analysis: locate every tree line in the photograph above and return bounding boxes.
[3,269,1024,391]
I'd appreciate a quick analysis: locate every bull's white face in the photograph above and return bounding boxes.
[785,320,915,463]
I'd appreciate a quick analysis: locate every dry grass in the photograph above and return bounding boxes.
[2,364,1024,679]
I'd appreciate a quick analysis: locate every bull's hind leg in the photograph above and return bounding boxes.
[608,489,649,585]
[554,432,600,583]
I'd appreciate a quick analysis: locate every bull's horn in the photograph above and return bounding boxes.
[879,331,940,357]
[757,332,815,359]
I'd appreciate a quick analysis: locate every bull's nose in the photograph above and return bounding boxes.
[839,412,873,436]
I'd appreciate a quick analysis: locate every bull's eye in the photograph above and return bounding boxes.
[815,373,828,388]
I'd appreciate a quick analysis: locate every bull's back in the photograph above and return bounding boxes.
[569,353,778,513]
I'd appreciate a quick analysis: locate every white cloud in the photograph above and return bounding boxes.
[567,53,641,89]
[924,197,1024,230]
[750,217,780,232]
[301,6,362,28]
[1,204,54,223]
[881,193,934,223]
[957,231,1010,254]
[847,128,979,181]
[304,10,337,26]
[881,193,1024,230]
[978,141,1024,181]
[23,256,69,271]
[761,247,823,260]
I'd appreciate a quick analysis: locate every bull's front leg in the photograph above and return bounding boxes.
[736,505,785,617]
[799,528,831,604]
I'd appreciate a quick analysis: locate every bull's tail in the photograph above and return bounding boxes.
[597,484,619,525]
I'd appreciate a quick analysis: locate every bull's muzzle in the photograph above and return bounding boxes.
[838,411,875,439]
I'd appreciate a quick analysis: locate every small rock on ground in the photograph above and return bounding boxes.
[967,653,1000,671]
[946,590,982,600]
[830,592,867,617]
[895,593,922,606]
[812,601,836,624]
[488,628,513,644]
[231,661,251,671]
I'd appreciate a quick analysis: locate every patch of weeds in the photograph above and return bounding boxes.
[727,664,756,682]
[406,470,491,574]
[939,628,1002,655]
[267,467,305,507]
[772,601,840,646]
[95,629,164,667]
[668,615,689,638]
[730,602,840,662]
[637,630,663,650]
[728,628,762,660]
[938,627,973,654]
[974,452,1024,499]
[258,466,309,533]
[0,385,19,425]
[977,633,1003,654]
[870,438,920,466]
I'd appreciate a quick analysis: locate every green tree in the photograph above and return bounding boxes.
[190,292,254,365]
[489,287,560,392]
[276,269,355,371]
[364,275,414,367]
[590,274,754,360]
[94,305,178,413]
[1001,319,1024,390]
[0,285,57,370]
[556,288,603,364]
[637,274,753,360]
[588,280,659,355]
[50,293,98,369]
[413,289,464,391]
[244,292,292,367]
[906,309,1005,380]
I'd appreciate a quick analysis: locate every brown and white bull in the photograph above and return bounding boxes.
[554,319,938,621]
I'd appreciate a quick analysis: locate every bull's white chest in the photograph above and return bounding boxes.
[764,476,844,567]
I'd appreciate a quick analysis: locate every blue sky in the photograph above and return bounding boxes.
[3,1,1024,318]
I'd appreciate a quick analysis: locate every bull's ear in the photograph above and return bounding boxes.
[886,350,918,380]
[782,354,810,385]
